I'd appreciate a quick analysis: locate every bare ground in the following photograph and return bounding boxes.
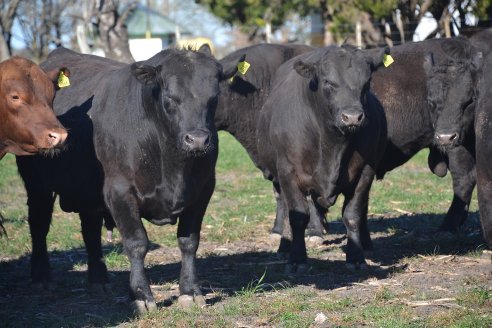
[0,212,491,327]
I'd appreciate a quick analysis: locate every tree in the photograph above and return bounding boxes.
[195,0,313,42]
[0,0,21,61]
[70,0,136,63]
[93,0,136,63]
[16,0,76,62]
[197,0,490,47]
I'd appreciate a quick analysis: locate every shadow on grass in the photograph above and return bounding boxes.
[0,211,487,327]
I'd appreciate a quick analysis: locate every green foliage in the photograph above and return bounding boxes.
[473,0,492,19]
[195,0,315,34]
[356,0,398,20]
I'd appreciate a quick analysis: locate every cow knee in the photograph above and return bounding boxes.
[124,239,148,259]
[343,217,360,232]
[178,235,199,254]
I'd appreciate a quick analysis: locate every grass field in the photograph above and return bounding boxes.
[0,131,491,327]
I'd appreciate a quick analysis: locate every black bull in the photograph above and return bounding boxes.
[430,29,492,247]
[256,45,388,270]
[16,45,244,312]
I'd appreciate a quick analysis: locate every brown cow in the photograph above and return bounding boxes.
[0,56,67,159]
[0,56,68,236]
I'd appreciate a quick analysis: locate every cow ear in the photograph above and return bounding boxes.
[294,60,316,79]
[423,52,435,74]
[366,46,390,70]
[132,63,162,85]
[44,67,70,86]
[220,53,246,81]
[197,43,212,56]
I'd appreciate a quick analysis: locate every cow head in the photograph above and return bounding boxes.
[0,56,67,159]
[294,45,388,135]
[424,39,482,150]
[131,44,243,157]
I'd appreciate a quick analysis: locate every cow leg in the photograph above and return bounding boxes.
[306,196,328,238]
[476,172,492,248]
[104,184,155,314]
[17,156,54,285]
[342,167,374,266]
[79,209,109,287]
[271,182,287,235]
[176,178,214,308]
[28,190,55,285]
[439,145,476,233]
[278,167,310,274]
[476,129,492,247]
[270,183,327,247]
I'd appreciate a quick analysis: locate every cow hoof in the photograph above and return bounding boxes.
[32,282,52,291]
[131,299,157,314]
[284,263,311,276]
[296,263,311,275]
[194,295,207,308]
[434,231,457,240]
[306,235,324,247]
[89,283,113,295]
[177,295,195,308]
[345,261,367,272]
[276,251,289,260]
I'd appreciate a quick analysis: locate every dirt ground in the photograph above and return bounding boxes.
[0,211,491,327]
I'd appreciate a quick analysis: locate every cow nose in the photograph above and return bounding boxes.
[183,129,210,152]
[340,110,365,126]
[435,132,459,146]
[48,129,67,146]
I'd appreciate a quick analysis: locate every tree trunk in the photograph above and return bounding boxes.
[0,26,10,62]
[0,0,22,60]
[96,0,135,63]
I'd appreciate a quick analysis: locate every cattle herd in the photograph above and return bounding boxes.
[0,29,491,314]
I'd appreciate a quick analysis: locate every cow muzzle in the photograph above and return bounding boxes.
[47,128,68,147]
[339,108,365,134]
[183,129,211,154]
[434,132,459,149]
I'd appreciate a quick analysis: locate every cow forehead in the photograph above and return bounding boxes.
[0,57,53,96]
[157,53,221,98]
[319,50,371,83]
[148,49,221,76]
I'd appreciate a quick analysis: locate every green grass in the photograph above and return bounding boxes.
[0,131,489,327]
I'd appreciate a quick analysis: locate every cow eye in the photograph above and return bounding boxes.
[165,96,180,106]
[323,80,336,90]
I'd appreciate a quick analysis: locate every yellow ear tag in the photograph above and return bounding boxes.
[57,71,70,88]
[237,61,251,75]
[383,54,394,67]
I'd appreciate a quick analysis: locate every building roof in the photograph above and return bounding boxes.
[126,4,191,38]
